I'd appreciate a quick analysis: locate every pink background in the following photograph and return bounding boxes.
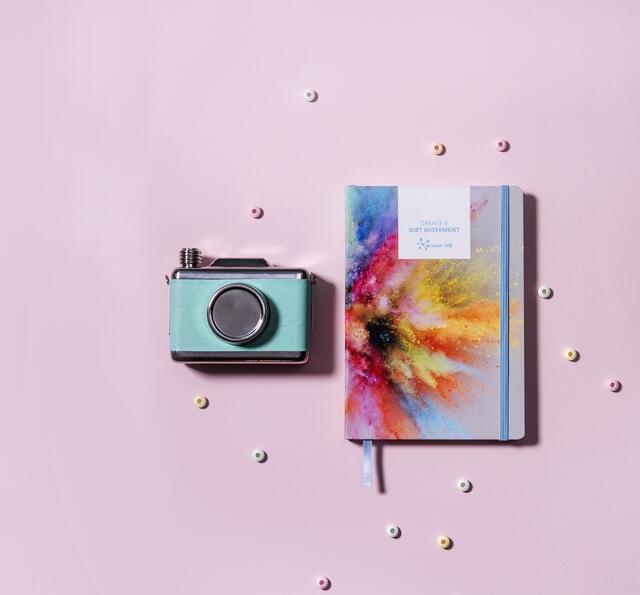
[1,1,639,593]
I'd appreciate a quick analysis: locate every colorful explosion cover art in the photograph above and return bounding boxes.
[345,186,524,440]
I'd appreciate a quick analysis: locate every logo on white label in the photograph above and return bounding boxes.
[397,187,471,259]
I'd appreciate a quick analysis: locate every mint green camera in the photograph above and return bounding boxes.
[169,251,314,363]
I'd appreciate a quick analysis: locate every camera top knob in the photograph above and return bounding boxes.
[179,248,202,269]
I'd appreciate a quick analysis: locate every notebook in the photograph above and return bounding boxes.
[345,186,525,440]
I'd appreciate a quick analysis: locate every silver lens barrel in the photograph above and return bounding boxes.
[207,284,270,345]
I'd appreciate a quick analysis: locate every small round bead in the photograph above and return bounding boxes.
[386,524,400,538]
[250,206,263,219]
[193,395,208,409]
[564,348,579,362]
[252,449,267,463]
[537,286,552,299]
[432,143,445,156]
[437,535,452,549]
[607,379,621,392]
[303,89,318,102]
[316,576,330,590]
[457,479,471,492]
[496,139,510,152]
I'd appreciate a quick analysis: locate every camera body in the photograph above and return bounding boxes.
[169,251,314,363]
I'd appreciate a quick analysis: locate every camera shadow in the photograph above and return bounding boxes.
[189,275,336,376]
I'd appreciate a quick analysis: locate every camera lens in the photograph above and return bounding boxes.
[208,284,270,344]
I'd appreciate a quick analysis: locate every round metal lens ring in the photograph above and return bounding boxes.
[207,283,270,345]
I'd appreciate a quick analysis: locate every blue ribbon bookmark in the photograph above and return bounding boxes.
[363,440,372,487]
[499,185,510,441]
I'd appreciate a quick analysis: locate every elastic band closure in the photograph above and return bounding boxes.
[499,185,510,441]
[363,440,372,487]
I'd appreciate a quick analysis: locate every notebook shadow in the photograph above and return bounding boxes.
[188,275,336,376]
[358,194,540,493]
[520,192,540,446]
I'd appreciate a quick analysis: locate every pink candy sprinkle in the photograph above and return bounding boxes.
[608,379,621,392]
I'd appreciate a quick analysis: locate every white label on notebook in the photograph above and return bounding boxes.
[397,187,471,259]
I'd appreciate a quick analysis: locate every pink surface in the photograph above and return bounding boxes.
[1,1,639,593]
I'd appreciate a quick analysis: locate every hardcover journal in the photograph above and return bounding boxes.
[345,186,525,440]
